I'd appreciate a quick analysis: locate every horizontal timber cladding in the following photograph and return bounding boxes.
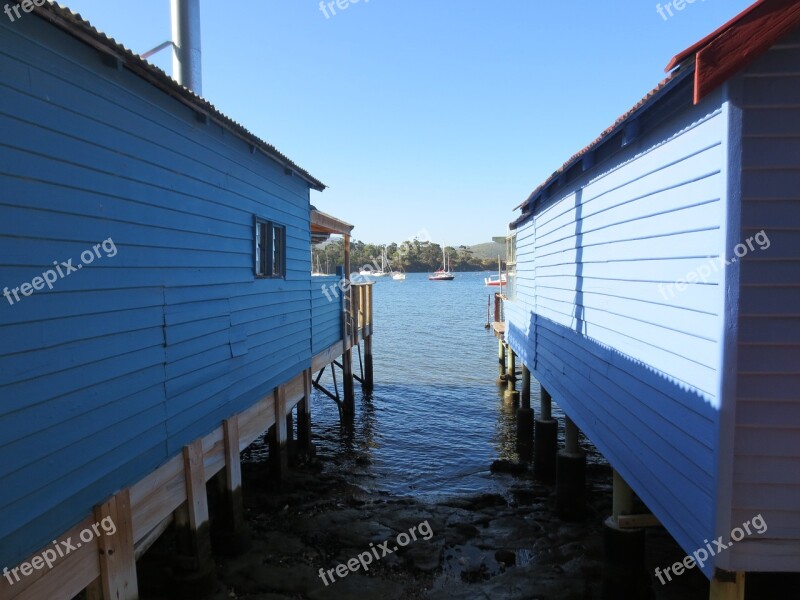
[506,85,727,576]
[0,14,315,570]
[726,28,800,573]
[311,276,343,355]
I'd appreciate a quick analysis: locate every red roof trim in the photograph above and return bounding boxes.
[666,0,800,104]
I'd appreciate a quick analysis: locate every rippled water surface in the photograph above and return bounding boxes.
[307,271,581,500]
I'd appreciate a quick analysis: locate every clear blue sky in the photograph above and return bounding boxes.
[59,0,753,246]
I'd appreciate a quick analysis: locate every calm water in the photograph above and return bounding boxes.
[307,271,574,500]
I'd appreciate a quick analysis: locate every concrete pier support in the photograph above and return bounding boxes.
[709,569,745,600]
[517,365,534,462]
[556,415,586,520]
[505,347,520,402]
[497,339,507,384]
[534,386,558,481]
[602,470,649,600]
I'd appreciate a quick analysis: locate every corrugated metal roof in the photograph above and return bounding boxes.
[32,2,326,191]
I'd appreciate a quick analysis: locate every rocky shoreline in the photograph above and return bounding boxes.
[135,446,717,600]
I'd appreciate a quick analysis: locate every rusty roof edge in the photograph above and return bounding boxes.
[511,63,696,228]
[35,2,327,192]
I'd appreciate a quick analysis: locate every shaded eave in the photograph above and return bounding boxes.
[311,209,353,237]
[33,2,326,192]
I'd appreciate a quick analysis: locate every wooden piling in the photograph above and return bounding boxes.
[363,285,374,393]
[517,364,534,462]
[341,235,355,420]
[497,340,507,383]
[534,386,558,481]
[172,440,216,596]
[505,348,519,402]
[602,470,648,600]
[91,489,138,600]
[556,415,586,520]
[268,386,289,482]
[211,416,250,556]
[297,368,313,457]
[709,570,745,600]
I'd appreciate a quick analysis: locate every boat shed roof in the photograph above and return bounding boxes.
[31,2,326,192]
[512,0,800,226]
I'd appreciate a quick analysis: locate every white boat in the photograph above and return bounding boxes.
[371,245,389,277]
[484,273,507,286]
[429,249,455,281]
[391,268,406,280]
[312,252,327,276]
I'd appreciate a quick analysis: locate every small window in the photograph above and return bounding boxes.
[255,218,286,278]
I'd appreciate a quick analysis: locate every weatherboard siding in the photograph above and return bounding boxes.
[0,16,314,569]
[726,31,800,572]
[311,276,343,355]
[506,88,727,570]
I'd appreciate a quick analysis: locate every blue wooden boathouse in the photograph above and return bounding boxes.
[0,4,372,599]
[504,0,800,595]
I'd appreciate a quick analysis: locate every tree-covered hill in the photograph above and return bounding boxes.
[313,238,506,273]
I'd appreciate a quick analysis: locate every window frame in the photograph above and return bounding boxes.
[254,217,286,279]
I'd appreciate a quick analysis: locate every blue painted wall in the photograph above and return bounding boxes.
[0,15,320,569]
[722,28,800,573]
[311,276,344,355]
[505,76,728,575]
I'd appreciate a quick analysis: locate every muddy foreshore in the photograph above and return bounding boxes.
[134,443,721,600]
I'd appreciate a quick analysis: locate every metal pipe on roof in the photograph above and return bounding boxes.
[170,0,202,94]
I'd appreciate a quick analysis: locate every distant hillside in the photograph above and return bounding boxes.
[467,242,505,261]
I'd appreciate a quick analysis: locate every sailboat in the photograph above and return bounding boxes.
[391,266,406,280]
[312,252,326,277]
[429,248,455,281]
[371,246,389,277]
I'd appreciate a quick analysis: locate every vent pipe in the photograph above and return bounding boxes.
[171,0,202,94]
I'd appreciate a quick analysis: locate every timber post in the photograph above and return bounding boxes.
[171,439,217,596]
[341,236,356,421]
[297,368,314,458]
[268,385,289,483]
[363,284,374,394]
[210,416,250,556]
[534,386,558,481]
[89,489,139,600]
[709,570,745,600]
